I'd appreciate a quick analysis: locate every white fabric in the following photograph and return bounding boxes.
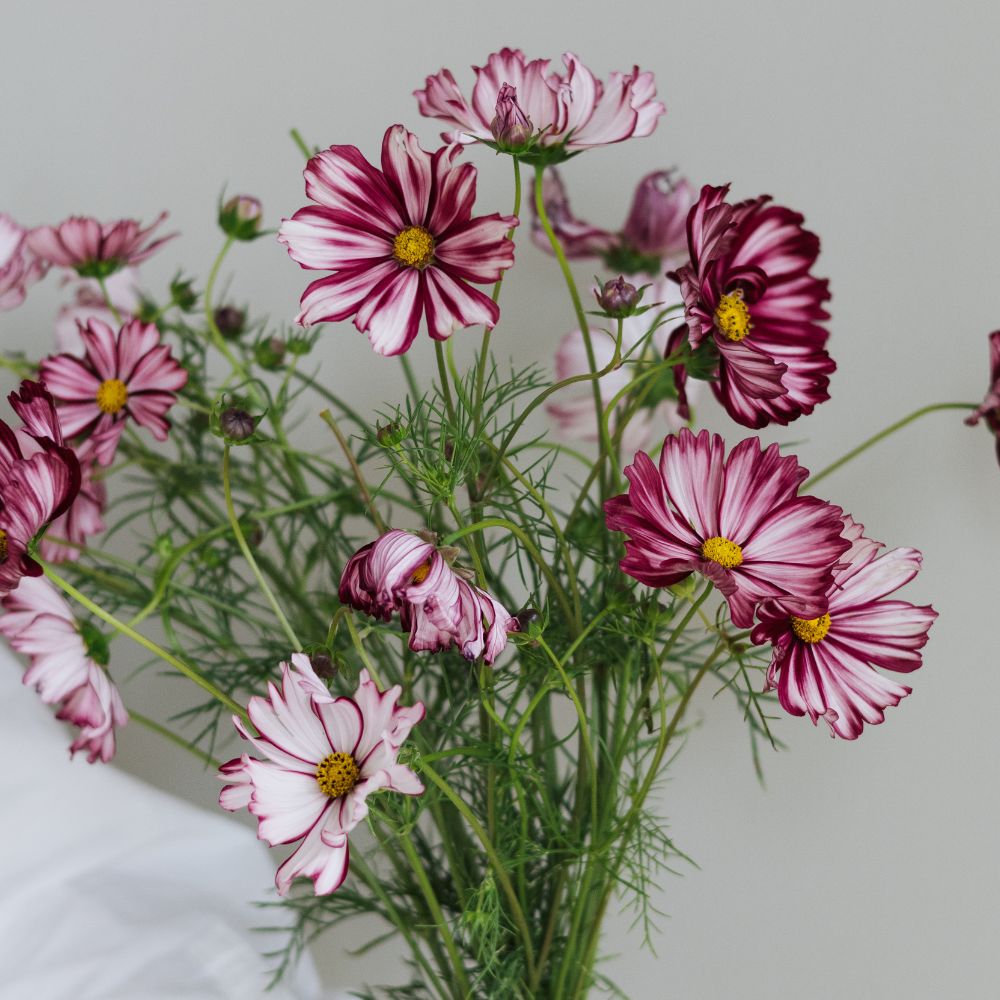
[0,649,328,1000]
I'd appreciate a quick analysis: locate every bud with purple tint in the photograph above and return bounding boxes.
[620,170,694,263]
[218,195,263,241]
[593,276,640,317]
[489,83,533,151]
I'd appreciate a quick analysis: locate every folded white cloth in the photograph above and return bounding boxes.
[0,648,326,1000]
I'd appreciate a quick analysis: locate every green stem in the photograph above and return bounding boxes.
[289,128,313,161]
[128,708,219,768]
[96,275,123,325]
[319,408,388,533]
[435,341,456,422]
[204,236,256,390]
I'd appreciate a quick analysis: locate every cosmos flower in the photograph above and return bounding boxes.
[339,529,518,664]
[965,330,1000,466]
[39,435,107,563]
[218,654,424,896]
[751,518,937,739]
[278,125,517,356]
[39,317,188,466]
[27,212,175,278]
[415,48,665,153]
[670,184,834,428]
[604,428,850,628]
[0,576,127,762]
[0,213,48,310]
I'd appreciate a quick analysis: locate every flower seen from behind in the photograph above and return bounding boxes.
[965,330,1000,467]
[0,213,48,310]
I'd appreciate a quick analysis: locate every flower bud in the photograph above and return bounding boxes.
[593,275,640,317]
[170,274,198,311]
[219,406,257,441]
[490,83,533,150]
[213,305,246,339]
[310,652,338,680]
[254,336,286,370]
[218,195,263,241]
[376,421,407,448]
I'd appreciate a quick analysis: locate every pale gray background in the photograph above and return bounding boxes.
[2,1,999,997]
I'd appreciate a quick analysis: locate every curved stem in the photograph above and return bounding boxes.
[803,402,979,490]
[204,235,257,393]
[319,408,388,533]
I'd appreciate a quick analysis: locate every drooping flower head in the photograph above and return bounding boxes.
[0,576,127,762]
[219,654,424,896]
[415,48,665,158]
[39,317,188,466]
[0,381,81,593]
[604,429,851,628]
[965,330,1000,467]
[339,529,518,664]
[0,214,48,310]
[751,518,937,740]
[670,184,834,428]
[27,212,175,278]
[530,168,615,259]
[278,125,518,357]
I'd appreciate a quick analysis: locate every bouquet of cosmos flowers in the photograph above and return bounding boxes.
[1,45,995,1000]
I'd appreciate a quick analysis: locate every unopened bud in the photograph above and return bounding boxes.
[490,83,533,150]
[214,305,246,339]
[170,275,198,312]
[219,195,263,241]
[220,406,257,441]
[376,421,407,448]
[254,336,286,370]
[594,275,640,317]
[310,652,338,680]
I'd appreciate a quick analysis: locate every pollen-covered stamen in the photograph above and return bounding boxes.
[701,535,743,569]
[392,226,435,269]
[0,528,7,563]
[95,378,128,415]
[790,613,832,643]
[315,751,360,799]
[714,290,752,342]
[411,560,432,584]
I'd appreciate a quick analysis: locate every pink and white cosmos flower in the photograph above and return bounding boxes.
[415,48,665,153]
[219,654,424,896]
[278,125,517,356]
[39,317,188,466]
[27,213,175,278]
[670,184,835,429]
[965,330,1000,467]
[339,529,518,665]
[0,214,48,310]
[0,576,127,762]
[604,428,851,629]
[750,518,937,740]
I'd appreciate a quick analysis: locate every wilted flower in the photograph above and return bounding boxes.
[27,213,175,278]
[219,195,263,241]
[0,576,127,762]
[490,83,533,149]
[39,317,188,466]
[670,184,835,428]
[415,48,665,155]
[965,330,1000,466]
[0,213,48,310]
[751,518,937,740]
[604,428,850,628]
[219,654,424,895]
[279,125,517,356]
[339,529,518,664]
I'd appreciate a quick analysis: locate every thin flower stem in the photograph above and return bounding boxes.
[399,354,421,403]
[222,445,302,650]
[204,236,260,396]
[96,275,123,324]
[435,341,456,423]
[802,401,980,490]
[319,408,388,533]
[289,127,313,161]
[128,708,219,768]
[40,561,249,723]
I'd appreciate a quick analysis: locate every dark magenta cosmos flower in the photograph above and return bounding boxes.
[278,125,518,357]
[27,212,175,278]
[0,214,47,310]
[965,330,1000,466]
[39,435,106,564]
[415,48,664,153]
[604,429,850,628]
[39,317,188,466]
[219,654,424,896]
[750,518,937,740]
[670,184,834,428]
[339,529,518,664]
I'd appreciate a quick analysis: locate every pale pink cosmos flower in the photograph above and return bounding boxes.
[604,428,851,629]
[54,267,142,355]
[278,124,517,356]
[0,213,48,310]
[27,213,175,278]
[0,576,127,762]
[548,277,692,455]
[39,317,188,466]
[415,48,665,153]
[751,518,937,740]
[219,654,424,896]
[339,529,518,665]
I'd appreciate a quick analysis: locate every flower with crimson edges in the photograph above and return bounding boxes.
[603,428,851,629]
[0,576,127,763]
[0,213,48,310]
[278,125,518,357]
[339,529,518,664]
[750,518,937,740]
[218,654,424,896]
[414,48,665,157]
[39,435,107,564]
[39,317,188,466]
[965,330,1000,467]
[27,212,176,279]
[669,184,835,429]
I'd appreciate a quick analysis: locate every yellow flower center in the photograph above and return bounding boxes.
[411,560,432,584]
[315,751,360,799]
[790,613,832,643]
[701,535,744,569]
[714,291,752,342]
[95,378,128,415]
[392,226,435,269]
[0,529,7,563]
